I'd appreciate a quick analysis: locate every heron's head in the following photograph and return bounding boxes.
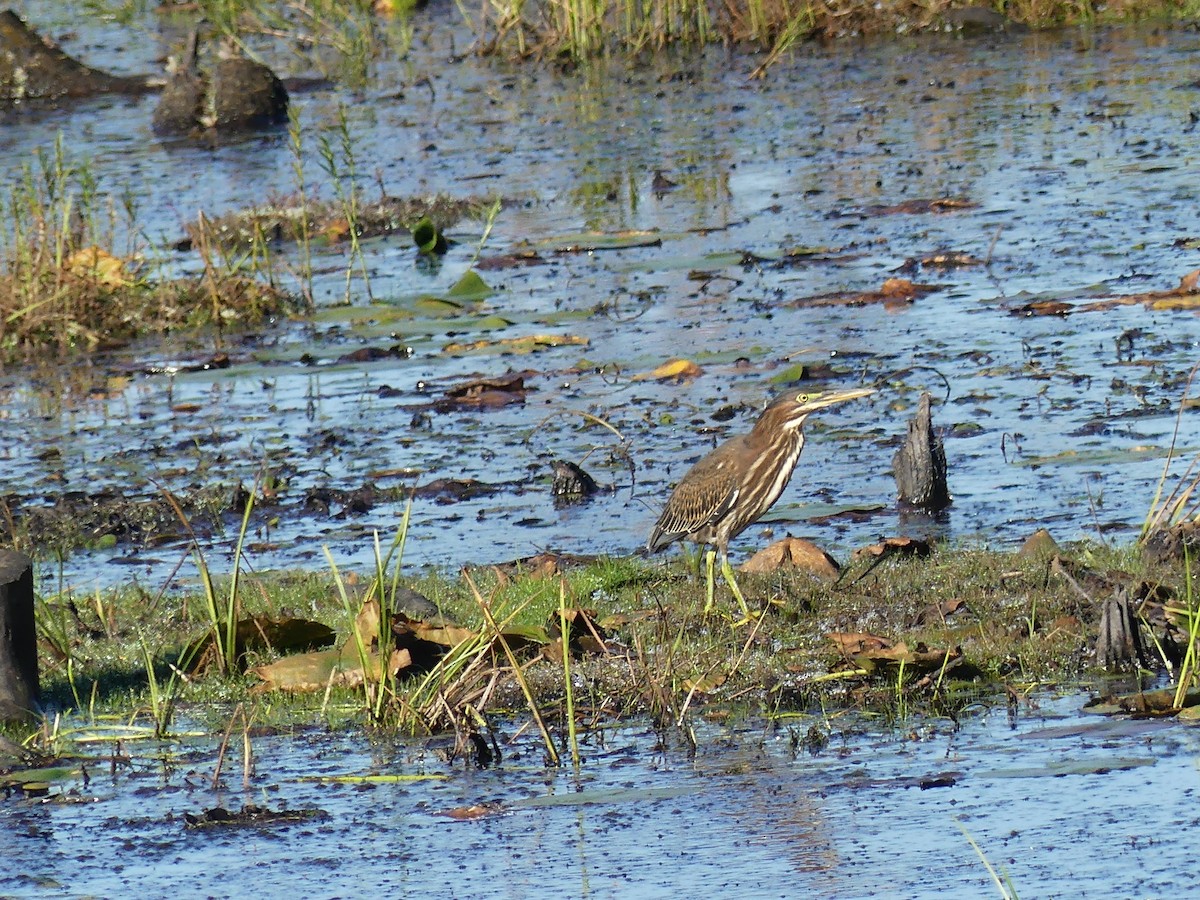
[760,387,876,433]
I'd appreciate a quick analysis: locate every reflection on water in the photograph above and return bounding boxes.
[2,693,1195,897]
[3,11,1200,590]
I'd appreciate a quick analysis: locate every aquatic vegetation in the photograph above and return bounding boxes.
[165,0,410,86]
[14,525,1178,746]
[465,0,1198,63]
[0,136,299,363]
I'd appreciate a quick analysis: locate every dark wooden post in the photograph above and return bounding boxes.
[1095,587,1148,671]
[0,550,39,722]
[892,391,951,511]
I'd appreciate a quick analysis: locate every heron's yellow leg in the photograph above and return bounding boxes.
[721,554,753,621]
[703,549,717,613]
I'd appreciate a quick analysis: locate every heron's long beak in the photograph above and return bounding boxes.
[802,387,876,411]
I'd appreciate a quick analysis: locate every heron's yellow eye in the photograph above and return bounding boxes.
[795,393,810,404]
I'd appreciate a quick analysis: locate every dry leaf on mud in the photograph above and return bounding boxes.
[436,802,507,820]
[1012,299,1073,317]
[738,537,840,580]
[66,246,131,287]
[827,632,893,656]
[633,358,704,382]
[442,334,588,355]
[544,607,610,662]
[432,372,535,411]
[186,615,336,674]
[681,671,728,694]
[790,277,943,309]
[1022,269,1200,316]
[397,615,477,649]
[827,633,960,673]
[248,645,411,693]
[488,551,597,578]
[912,596,969,626]
[852,536,932,562]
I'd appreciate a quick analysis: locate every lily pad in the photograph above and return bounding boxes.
[446,269,492,301]
[632,358,703,382]
[413,296,465,316]
[412,216,448,255]
[536,230,664,252]
[978,757,1156,778]
[442,334,588,355]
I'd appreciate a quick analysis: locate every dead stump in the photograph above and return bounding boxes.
[892,391,951,511]
[0,550,39,722]
[0,10,150,105]
[1095,587,1148,671]
[153,36,289,136]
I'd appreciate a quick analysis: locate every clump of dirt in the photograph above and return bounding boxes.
[183,193,501,251]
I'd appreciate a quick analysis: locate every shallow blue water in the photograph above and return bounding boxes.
[2,9,1199,592]
[2,693,1192,898]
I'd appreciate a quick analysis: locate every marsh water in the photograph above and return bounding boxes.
[4,5,1200,896]
[4,692,1198,899]
[4,8,1200,591]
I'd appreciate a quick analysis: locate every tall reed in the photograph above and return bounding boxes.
[316,105,373,304]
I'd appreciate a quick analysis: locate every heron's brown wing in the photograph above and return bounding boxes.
[646,445,743,552]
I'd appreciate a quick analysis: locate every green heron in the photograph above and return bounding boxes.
[647,387,875,617]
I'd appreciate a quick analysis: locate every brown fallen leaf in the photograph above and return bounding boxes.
[682,671,727,693]
[1012,299,1073,317]
[1018,527,1061,558]
[432,371,536,411]
[1146,294,1200,311]
[828,633,961,672]
[186,614,336,674]
[474,250,547,270]
[790,278,944,309]
[633,358,704,382]
[1073,270,1200,313]
[248,645,411,693]
[859,197,978,216]
[738,537,840,580]
[436,802,507,820]
[827,632,893,655]
[319,216,351,243]
[912,597,969,626]
[442,334,588,355]
[488,551,597,577]
[852,536,933,562]
[398,616,477,650]
[66,246,131,287]
[544,607,610,662]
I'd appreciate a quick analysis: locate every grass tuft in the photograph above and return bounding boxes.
[0,136,299,363]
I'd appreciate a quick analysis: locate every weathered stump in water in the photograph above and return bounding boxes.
[550,460,599,504]
[1095,587,1148,671]
[892,391,951,511]
[153,35,289,136]
[0,550,39,722]
[0,9,150,105]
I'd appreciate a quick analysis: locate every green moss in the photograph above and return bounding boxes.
[20,539,1185,744]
